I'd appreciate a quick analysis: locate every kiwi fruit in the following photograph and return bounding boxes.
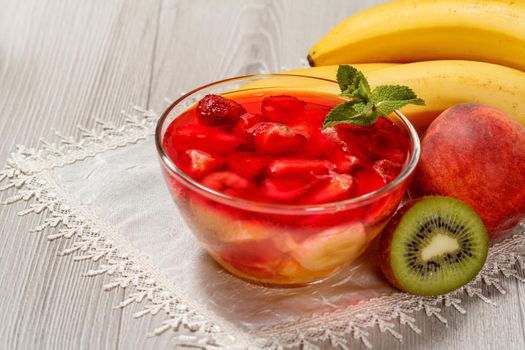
[379,196,489,296]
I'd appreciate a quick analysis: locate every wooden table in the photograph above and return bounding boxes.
[1,1,524,349]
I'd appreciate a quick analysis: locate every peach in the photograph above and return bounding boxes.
[410,103,525,239]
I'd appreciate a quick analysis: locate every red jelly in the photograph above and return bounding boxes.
[159,84,416,286]
[164,92,409,202]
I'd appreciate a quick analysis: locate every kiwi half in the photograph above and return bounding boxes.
[379,196,489,296]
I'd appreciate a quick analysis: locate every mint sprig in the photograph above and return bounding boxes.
[323,65,425,128]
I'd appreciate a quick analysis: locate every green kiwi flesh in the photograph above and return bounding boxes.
[390,196,488,296]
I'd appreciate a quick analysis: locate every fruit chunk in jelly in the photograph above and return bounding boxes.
[292,223,368,271]
[197,94,246,127]
[300,173,356,204]
[177,149,225,179]
[170,124,242,155]
[250,122,308,155]
[261,95,306,124]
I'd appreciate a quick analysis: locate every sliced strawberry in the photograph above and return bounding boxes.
[262,177,314,202]
[227,152,269,180]
[373,159,402,183]
[300,173,356,204]
[177,149,225,179]
[231,113,265,150]
[197,94,246,127]
[261,95,305,124]
[334,127,372,162]
[249,122,308,155]
[299,126,330,159]
[267,159,334,178]
[171,124,242,155]
[367,134,408,163]
[367,118,409,163]
[232,113,264,136]
[329,150,361,173]
[225,99,247,120]
[201,171,251,197]
[308,127,362,173]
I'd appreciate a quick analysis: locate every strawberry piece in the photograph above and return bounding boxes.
[249,122,308,155]
[225,99,247,120]
[170,124,242,155]
[197,94,246,127]
[262,177,314,202]
[177,149,225,179]
[334,126,372,162]
[373,159,402,183]
[267,159,334,178]
[232,113,264,136]
[367,118,409,163]
[329,150,361,173]
[297,125,328,159]
[231,113,264,150]
[261,95,305,123]
[201,171,251,197]
[367,133,404,162]
[227,152,269,180]
[300,173,356,204]
[294,126,362,174]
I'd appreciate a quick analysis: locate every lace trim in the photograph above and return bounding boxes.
[0,107,249,349]
[1,106,524,350]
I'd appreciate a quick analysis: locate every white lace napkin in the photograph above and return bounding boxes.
[2,107,524,349]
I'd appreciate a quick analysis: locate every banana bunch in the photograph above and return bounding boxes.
[293,0,525,132]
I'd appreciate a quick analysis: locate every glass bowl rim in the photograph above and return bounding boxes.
[155,73,420,215]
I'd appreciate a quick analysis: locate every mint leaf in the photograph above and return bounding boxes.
[323,65,425,128]
[370,85,425,116]
[336,65,371,102]
[323,101,375,128]
[336,65,354,92]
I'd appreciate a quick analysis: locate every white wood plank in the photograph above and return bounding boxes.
[0,0,163,349]
[1,0,524,349]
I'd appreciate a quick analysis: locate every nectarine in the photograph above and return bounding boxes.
[410,103,525,239]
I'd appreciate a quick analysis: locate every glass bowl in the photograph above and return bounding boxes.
[155,74,420,286]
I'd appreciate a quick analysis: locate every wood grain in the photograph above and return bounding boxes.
[1,0,524,349]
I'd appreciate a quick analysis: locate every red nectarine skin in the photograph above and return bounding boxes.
[410,103,525,239]
[378,202,414,292]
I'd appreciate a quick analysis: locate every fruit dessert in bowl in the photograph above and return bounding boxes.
[155,72,422,286]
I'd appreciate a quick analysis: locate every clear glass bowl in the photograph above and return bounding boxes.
[155,74,420,286]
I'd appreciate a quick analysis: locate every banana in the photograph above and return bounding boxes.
[308,0,525,72]
[285,60,525,133]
